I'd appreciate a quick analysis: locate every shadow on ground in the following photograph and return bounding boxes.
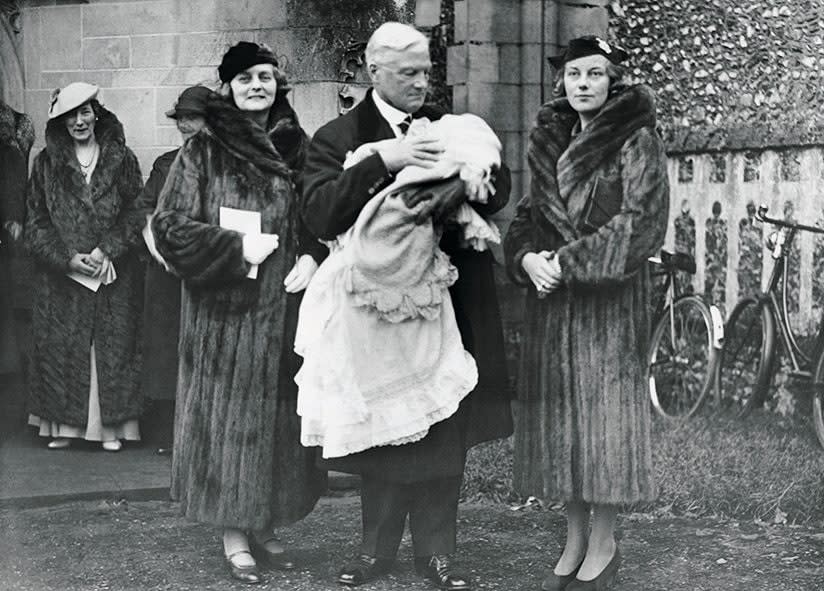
[1,496,822,591]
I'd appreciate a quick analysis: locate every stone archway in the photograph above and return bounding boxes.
[0,2,25,109]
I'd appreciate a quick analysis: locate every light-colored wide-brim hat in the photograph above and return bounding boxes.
[48,82,99,120]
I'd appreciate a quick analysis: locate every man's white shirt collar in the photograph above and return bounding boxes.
[372,91,411,138]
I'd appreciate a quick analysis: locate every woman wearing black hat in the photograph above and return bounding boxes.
[151,42,327,584]
[25,82,146,453]
[504,36,670,590]
[139,85,211,452]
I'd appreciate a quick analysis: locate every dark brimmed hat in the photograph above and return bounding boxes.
[548,36,628,69]
[218,41,279,83]
[165,86,213,119]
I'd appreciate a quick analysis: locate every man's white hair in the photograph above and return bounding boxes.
[365,22,429,65]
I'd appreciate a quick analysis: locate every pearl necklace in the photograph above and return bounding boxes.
[76,144,98,169]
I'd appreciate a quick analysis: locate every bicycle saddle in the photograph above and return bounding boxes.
[660,250,696,275]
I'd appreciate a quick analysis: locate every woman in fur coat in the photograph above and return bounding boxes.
[503,37,669,591]
[25,82,146,452]
[152,42,328,585]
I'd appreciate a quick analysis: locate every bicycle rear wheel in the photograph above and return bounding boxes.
[812,349,824,449]
[718,297,776,416]
[648,295,717,420]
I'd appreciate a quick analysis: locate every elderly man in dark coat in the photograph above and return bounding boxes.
[302,22,512,591]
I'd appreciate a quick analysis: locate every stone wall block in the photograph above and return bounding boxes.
[415,0,442,27]
[465,0,520,43]
[501,131,524,173]
[446,45,467,85]
[557,3,608,44]
[452,83,468,113]
[131,146,166,182]
[22,9,41,89]
[83,37,131,70]
[100,87,155,147]
[466,82,520,132]
[131,35,176,68]
[454,0,468,43]
[40,6,81,70]
[82,1,175,37]
[110,67,216,89]
[521,83,543,134]
[40,70,115,91]
[213,0,288,31]
[24,89,53,148]
[290,82,342,137]
[499,43,521,85]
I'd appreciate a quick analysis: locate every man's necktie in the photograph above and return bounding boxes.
[398,115,413,136]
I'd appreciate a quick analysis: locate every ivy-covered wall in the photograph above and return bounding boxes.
[609,0,824,152]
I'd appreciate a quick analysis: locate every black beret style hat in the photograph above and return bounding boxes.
[218,41,279,83]
[547,35,628,69]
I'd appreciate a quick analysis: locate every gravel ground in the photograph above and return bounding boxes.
[1,494,822,591]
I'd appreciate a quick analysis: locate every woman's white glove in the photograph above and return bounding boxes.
[283,254,319,293]
[242,233,279,265]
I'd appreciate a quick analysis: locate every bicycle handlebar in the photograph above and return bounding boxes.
[756,205,824,234]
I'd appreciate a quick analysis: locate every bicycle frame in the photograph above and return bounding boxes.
[754,208,824,377]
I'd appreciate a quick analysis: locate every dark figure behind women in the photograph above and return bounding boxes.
[152,42,328,585]
[25,83,146,452]
[138,85,209,452]
[302,22,513,591]
[503,36,669,591]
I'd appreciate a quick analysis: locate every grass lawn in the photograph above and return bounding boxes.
[462,408,824,524]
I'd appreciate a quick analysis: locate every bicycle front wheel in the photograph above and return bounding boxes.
[718,297,776,416]
[648,295,717,420]
[812,349,824,449]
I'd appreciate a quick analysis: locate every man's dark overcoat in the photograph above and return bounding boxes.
[302,89,513,483]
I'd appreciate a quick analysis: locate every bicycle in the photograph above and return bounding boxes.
[647,250,724,420]
[718,205,824,421]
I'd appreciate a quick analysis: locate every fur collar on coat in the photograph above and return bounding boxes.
[43,104,130,206]
[527,84,658,243]
[203,94,307,187]
[0,100,35,159]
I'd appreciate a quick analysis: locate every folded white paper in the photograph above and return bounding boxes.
[220,206,262,279]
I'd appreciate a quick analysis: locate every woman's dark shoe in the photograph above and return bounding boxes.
[565,549,621,591]
[541,559,584,591]
[225,550,262,585]
[250,537,296,571]
[337,554,392,586]
[415,555,472,591]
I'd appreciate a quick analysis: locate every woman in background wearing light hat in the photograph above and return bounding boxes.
[138,85,211,453]
[152,42,327,584]
[25,82,146,453]
[504,36,670,590]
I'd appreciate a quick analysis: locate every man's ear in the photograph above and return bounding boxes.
[367,63,379,82]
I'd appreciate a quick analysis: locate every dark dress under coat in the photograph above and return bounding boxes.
[25,107,146,427]
[139,148,181,401]
[302,89,513,483]
[503,85,669,505]
[0,143,27,374]
[152,96,327,529]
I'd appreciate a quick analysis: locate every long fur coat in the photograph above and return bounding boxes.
[152,94,327,529]
[25,105,146,426]
[503,85,669,504]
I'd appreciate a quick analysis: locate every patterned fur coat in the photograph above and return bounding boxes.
[25,106,146,426]
[503,84,669,504]
[152,94,327,529]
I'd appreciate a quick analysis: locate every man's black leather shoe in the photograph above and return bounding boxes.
[416,555,472,590]
[337,554,392,586]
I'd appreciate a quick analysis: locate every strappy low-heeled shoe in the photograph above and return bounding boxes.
[250,537,296,571]
[225,550,262,584]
